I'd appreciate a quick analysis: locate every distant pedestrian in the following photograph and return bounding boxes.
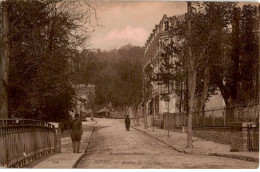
[125,115,131,131]
[70,113,83,153]
[90,109,94,121]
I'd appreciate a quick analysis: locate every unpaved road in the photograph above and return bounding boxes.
[77,118,258,169]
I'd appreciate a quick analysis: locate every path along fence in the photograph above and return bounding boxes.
[0,119,55,167]
[160,103,259,152]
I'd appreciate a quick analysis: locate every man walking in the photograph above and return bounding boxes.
[125,115,131,131]
[70,114,83,153]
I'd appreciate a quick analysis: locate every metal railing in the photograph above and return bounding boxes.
[237,100,259,123]
[0,119,55,167]
[192,108,227,127]
[192,105,259,127]
[247,124,259,152]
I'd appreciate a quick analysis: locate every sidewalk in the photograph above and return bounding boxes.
[130,121,259,163]
[32,120,96,168]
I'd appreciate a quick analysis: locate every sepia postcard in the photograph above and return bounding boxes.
[0,0,259,169]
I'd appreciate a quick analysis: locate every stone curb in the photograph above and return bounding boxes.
[72,126,96,168]
[131,124,259,163]
[208,153,259,163]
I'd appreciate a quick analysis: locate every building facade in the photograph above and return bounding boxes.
[142,14,186,119]
[69,84,95,119]
[143,14,226,127]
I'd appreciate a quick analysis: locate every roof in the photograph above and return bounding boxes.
[145,14,185,47]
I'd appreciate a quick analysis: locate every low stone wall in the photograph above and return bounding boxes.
[230,130,244,151]
[192,127,233,145]
[153,120,258,152]
[175,127,232,145]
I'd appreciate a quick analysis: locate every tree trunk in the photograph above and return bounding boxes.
[258,5,260,107]
[187,1,194,149]
[195,63,210,125]
[187,67,196,148]
[200,64,210,109]
[231,7,240,103]
[144,103,148,129]
[219,7,240,124]
[225,97,235,125]
[0,2,10,119]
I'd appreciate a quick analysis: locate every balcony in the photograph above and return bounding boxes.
[146,83,174,100]
[143,49,163,71]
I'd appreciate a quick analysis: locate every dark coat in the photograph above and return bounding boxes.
[70,118,82,141]
[125,117,131,126]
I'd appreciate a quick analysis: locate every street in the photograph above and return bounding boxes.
[77,118,258,169]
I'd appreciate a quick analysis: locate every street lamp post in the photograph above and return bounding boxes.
[153,100,155,131]
[142,69,147,129]
[163,94,170,138]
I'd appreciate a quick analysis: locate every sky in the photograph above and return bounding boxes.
[88,1,187,50]
[86,1,258,51]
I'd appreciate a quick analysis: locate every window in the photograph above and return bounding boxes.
[164,21,169,31]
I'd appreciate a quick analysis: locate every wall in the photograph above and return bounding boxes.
[174,127,232,145]
[159,93,178,114]
[151,118,259,151]
[192,127,233,145]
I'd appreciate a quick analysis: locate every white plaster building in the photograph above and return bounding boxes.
[142,14,185,119]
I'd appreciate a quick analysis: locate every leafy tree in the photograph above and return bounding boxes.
[160,2,238,147]
[169,2,236,115]
[167,2,259,129]
[5,0,96,123]
[77,45,144,110]
[238,4,259,104]
[212,4,259,122]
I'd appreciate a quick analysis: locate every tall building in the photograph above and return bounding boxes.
[142,14,185,119]
[143,14,226,126]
